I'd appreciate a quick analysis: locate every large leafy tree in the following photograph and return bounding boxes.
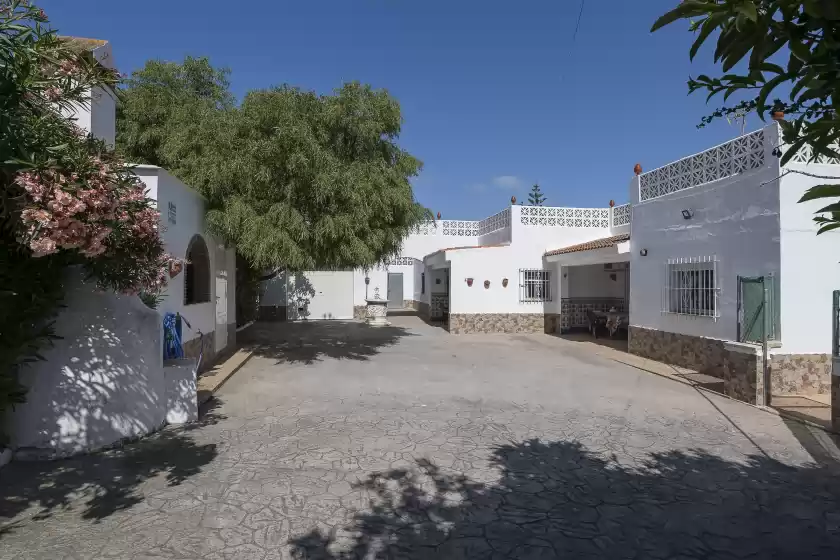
[116,56,234,167]
[652,1,840,232]
[117,61,429,273]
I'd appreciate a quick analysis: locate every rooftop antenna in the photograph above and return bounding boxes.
[726,108,749,136]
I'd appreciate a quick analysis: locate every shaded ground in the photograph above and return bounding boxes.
[2,315,840,559]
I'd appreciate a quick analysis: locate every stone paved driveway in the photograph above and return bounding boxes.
[2,315,840,559]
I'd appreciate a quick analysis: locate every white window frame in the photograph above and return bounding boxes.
[519,269,552,303]
[662,256,719,319]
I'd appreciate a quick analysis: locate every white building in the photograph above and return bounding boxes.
[263,122,840,427]
[260,203,628,332]
[5,38,236,457]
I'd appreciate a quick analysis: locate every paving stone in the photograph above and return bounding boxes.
[2,317,840,558]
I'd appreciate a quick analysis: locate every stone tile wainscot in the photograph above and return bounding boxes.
[449,313,545,334]
[771,354,831,396]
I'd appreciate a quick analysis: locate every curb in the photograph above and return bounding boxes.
[197,347,256,405]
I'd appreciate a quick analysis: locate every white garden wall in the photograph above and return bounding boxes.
[8,270,166,456]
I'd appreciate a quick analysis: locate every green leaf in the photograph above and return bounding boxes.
[816,222,840,235]
[799,183,840,203]
[757,62,784,75]
[790,71,815,101]
[651,5,691,32]
[735,2,757,22]
[757,73,789,114]
[690,15,721,60]
[816,202,840,214]
[789,39,811,62]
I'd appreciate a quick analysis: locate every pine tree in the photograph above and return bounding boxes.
[528,183,547,206]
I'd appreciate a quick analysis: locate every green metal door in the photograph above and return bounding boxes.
[738,276,765,343]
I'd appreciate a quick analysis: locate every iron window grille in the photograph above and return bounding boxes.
[519,269,552,303]
[662,256,719,319]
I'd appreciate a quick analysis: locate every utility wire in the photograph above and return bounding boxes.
[571,0,586,46]
[561,0,586,83]
[759,168,840,187]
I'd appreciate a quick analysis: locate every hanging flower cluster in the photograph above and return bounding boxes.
[14,155,180,294]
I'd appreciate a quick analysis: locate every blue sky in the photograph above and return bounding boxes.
[40,0,761,220]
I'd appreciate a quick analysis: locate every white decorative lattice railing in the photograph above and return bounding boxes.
[611,203,631,227]
[520,206,610,228]
[413,220,479,236]
[639,128,766,202]
[787,143,840,165]
[479,208,511,235]
[385,256,418,266]
[442,220,479,236]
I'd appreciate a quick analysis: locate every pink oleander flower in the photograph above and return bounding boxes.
[58,59,77,77]
[44,86,62,102]
[30,237,57,257]
[54,190,73,206]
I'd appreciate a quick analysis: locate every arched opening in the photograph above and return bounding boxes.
[184,234,211,305]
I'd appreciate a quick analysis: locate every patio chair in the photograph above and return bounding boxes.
[586,309,607,339]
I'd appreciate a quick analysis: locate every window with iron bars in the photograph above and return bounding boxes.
[663,256,719,318]
[519,269,551,303]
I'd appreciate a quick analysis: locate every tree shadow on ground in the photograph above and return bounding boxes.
[0,399,221,533]
[290,439,840,559]
[240,321,414,365]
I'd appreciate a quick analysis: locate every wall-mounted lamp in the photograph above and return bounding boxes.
[484,280,490,289]
[364,276,370,285]
[639,249,648,257]
[502,278,509,287]
[681,209,694,220]
[466,278,474,287]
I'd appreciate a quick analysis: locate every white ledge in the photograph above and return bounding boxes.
[724,341,762,355]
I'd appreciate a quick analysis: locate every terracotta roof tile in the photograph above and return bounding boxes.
[60,36,108,53]
[544,233,630,256]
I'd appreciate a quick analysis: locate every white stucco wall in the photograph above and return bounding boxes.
[400,230,479,261]
[353,266,388,305]
[448,246,542,314]
[776,163,840,354]
[413,259,424,301]
[629,162,782,341]
[8,269,166,455]
[90,86,116,148]
[59,86,116,148]
[567,264,627,299]
[510,206,613,258]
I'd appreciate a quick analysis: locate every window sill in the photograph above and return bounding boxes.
[184,301,211,307]
[661,311,718,320]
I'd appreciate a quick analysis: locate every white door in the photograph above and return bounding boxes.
[290,271,354,320]
[215,271,228,352]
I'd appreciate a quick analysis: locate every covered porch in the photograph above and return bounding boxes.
[421,249,451,330]
[544,233,631,342]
